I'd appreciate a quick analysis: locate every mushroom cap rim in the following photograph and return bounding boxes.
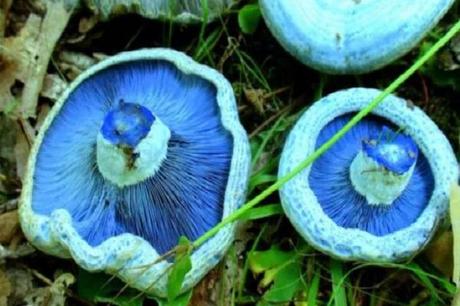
[279,87,458,262]
[19,48,251,296]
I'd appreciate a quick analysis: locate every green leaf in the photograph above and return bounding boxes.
[77,269,144,306]
[238,203,283,221]
[418,41,460,92]
[307,272,320,306]
[167,236,193,301]
[329,259,347,306]
[249,246,303,305]
[262,260,302,303]
[238,4,261,34]
[154,290,193,306]
[249,174,277,193]
[407,262,440,304]
[248,246,293,274]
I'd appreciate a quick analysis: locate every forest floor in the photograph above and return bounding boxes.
[1,0,460,305]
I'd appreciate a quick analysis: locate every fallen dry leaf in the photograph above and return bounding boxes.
[0,244,35,261]
[24,273,75,306]
[0,0,13,40]
[78,14,99,33]
[40,74,68,102]
[0,1,74,118]
[35,103,51,132]
[14,125,30,182]
[0,210,19,244]
[0,114,19,195]
[244,88,267,114]
[4,265,34,305]
[0,268,11,306]
[424,230,453,277]
[450,183,460,286]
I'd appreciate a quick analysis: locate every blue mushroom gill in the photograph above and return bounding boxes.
[309,114,434,236]
[31,60,232,254]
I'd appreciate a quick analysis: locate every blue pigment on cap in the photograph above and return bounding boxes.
[101,102,155,147]
[363,126,419,175]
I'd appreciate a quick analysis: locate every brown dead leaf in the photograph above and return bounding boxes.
[0,268,11,306]
[5,266,34,305]
[40,74,67,102]
[24,273,75,306]
[424,230,453,277]
[0,1,74,118]
[0,244,35,260]
[59,50,97,71]
[450,183,460,286]
[78,14,99,33]
[14,124,30,182]
[0,0,13,40]
[244,88,266,114]
[0,115,19,197]
[35,103,51,132]
[0,210,19,244]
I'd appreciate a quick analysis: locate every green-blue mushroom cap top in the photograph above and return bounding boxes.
[19,49,251,296]
[260,0,455,74]
[279,88,458,262]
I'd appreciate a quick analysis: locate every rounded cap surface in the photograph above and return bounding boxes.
[260,0,454,74]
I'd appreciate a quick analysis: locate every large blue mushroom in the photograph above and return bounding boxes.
[19,49,250,295]
[279,88,458,261]
[260,0,455,74]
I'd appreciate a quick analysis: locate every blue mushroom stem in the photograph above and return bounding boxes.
[97,101,171,187]
[349,127,419,206]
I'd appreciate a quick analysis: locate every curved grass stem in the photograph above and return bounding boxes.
[192,18,460,250]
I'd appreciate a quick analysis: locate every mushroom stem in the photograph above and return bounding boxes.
[96,102,170,187]
[349,127,418,206]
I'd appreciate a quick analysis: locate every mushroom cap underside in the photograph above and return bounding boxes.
[279,88,458,262]
[19,49,251,296]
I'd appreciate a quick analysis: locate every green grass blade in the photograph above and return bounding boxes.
[329,259,347,306]
[192,18,460,250]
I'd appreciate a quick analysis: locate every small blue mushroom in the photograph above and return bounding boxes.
[260,1,455,74]
[19,49,250,295]
[279,88,458,261]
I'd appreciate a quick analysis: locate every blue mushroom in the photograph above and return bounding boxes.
[19,49,250,295]
[279,88,458,261]
[260,1,455,74]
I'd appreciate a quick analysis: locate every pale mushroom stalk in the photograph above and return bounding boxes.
[349,128,418,206]
[97,101,170,187]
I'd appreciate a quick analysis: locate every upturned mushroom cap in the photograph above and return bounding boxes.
[19,49,250,296]
[85,0,234,23]
[260,0,455,74]
[279,88,458,262]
